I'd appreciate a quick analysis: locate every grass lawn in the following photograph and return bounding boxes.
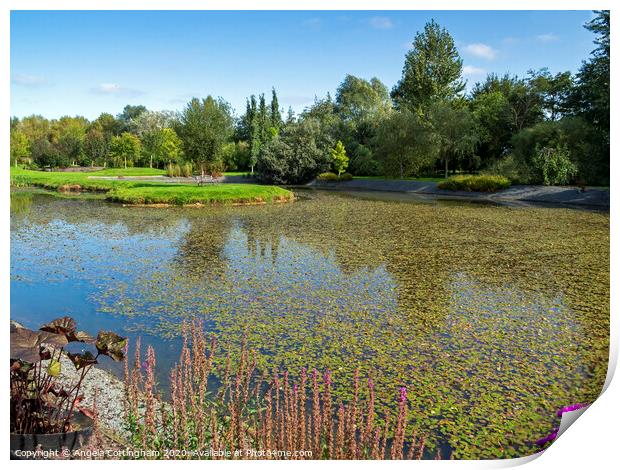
[10,168,293,206]
[87,167,166,176]
[106,184,293,205]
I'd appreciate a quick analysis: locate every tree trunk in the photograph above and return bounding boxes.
[444,156,449,179]
[399,159,404,180]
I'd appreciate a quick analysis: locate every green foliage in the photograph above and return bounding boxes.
[429,100,479,177]
[330,140,349,175]
[482,155,534,184]
[316,171,352,182]
[532,145,577,186]
[374,109,436,179]
[438,174,511,192]
[348,144,380,176]
[256,118,332,185]
[176,96,234,170]
[391,19,464,112]
[109,132,142,168]
[10,129,31,166]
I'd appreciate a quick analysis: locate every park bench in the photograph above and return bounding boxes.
[194,174,216,186]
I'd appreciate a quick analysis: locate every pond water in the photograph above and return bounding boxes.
[10,189,609,459]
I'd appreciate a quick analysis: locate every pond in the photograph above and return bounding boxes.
[10,189,609,459]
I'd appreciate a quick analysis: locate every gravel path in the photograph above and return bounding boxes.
[308,179,609,209]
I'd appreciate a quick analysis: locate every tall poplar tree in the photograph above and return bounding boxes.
[391,20,464,114]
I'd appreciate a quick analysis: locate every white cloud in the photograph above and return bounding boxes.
[12,74,47,87]
[536,33,559,43]
[463,43,497,60]
[369,16,394,30]
[463,65,486,76]
[91,83,144,97]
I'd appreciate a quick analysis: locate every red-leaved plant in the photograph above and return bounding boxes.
[10,317,126,435]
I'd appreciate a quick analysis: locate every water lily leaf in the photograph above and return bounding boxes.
[68,351,98,370]
[95,331,127,361]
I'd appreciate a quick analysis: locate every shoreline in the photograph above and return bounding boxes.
[307,179,610,209]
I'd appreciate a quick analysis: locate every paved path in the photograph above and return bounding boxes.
[308,179,610,209]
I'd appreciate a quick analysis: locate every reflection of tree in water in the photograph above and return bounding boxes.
[10,192,33,219]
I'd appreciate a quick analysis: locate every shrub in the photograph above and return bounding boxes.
[532,145,577,186]
[317,172,339,181]
[317,172,353,182]
[438,174,511,192]
[256,119,332,185]
[482,155,536,184]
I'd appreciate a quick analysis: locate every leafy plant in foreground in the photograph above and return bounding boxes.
[10,317,126,434]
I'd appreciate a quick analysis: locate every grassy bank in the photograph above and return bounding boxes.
[10,168,293,206]
[106,184,293,205]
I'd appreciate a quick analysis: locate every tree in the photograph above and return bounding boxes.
[84,123,109,166]
[52,116,88,165]
[116,105,147,133]
[175,97,234,172]
[391,20,464,113]
[258,94,270,143]
[330,141,349,175]
[159,128,183,164]
[108,132,142,168]
[428,101,479,177]
[334,75,392,176]
[568,10,609,184]
[10,129,30,166]
[270,87,282,133]
[470,89,513,164]
[528,69,573,121]
[256,118,332,184]
[532,144,577,185]
[374,109,436,179]
[95,113,121,138]
[336,75,391,123]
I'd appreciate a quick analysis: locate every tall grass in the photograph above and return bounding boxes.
[123,321,441,460]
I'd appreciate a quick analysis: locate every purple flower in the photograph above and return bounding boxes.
[324,370,332,386]
[557,403,588,417]
[536,428,558,447]
[399,386,407,403]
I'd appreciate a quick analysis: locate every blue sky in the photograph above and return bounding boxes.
[11,10,597,120]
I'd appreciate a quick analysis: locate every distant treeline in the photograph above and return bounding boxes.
[10,11,609,186]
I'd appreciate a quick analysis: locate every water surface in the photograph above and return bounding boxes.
[10,189,609,458]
